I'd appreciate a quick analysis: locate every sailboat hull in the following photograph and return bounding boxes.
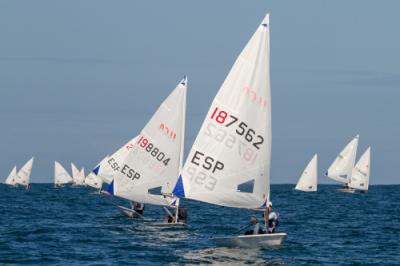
[152,222,187,227]
[337,188,356,193]
[116,205,143,219]
[211,233,286,248]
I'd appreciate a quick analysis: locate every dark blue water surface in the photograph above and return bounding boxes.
[0,184,399,265]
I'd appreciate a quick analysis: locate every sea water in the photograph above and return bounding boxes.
[0,184,399,265]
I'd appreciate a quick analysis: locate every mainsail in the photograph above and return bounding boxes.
[16,157,34,187]
[349,147,370,191]
[54,161,73,186]
[4,166,18,186]
[295,154,318,192]
[326,135,359,184]
[173,14,271,209]
[112,77,187,206]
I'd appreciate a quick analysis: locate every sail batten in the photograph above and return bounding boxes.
[175,14,271,209]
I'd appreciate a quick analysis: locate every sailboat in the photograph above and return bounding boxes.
[54,161,73,187]
[295,154,318,192]
[325,135,359,193]
[109,76,187,223]
[15,157,34,189]
[172,14,286,247]
[71,163,85,186]
[348,147,371,192]
[84,171,103,190]
[4,166,18,186]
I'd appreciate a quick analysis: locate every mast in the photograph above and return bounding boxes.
[174,76,187,223]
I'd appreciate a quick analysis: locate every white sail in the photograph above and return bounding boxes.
[54,161,73,186]
[112,77,187,206]
[79,168,86,186]
[93,137,138,185]
[85,172,102,189]
[71,163,85,186]
[349,147,370,191]
[326,135,359,184]
[16,157,34,187]
[4,166,18,185]
[295,154,318,192]
[173,14,271,209]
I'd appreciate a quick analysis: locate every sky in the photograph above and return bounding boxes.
[0,1,399,184]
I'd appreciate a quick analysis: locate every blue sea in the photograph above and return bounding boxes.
[0,184,399,265]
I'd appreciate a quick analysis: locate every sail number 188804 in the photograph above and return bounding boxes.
[210,107,264,149]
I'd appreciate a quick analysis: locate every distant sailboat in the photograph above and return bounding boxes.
[84,171,103,190]
[54,161,73,187]
[349,147,371,192]
[109,76,187,223]
[94,143,137,186]
[173,14,286,247]
[4,166,18,186]
[325,135,359,193]
[15,157,34,190]
[71,163,85,186]
[295,154,318,192]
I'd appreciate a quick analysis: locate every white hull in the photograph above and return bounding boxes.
[211,233,287,248]
[337,187,356,193]
[116,205,143,219]
[152,222,186,227]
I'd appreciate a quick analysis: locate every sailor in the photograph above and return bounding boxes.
[164,206,188,223]
[177,207,187,223]
[245,215,265,235]
[133,202,145,215]
[267,201,279,233]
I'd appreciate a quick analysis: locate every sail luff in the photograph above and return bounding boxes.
[178,76,187,173]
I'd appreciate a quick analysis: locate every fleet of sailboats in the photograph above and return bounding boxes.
[325,135,371,193]
[71,163,85,187]
[3,157,34,189]
[1,12,375,249]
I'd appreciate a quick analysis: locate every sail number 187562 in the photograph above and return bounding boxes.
[210,107,264,149]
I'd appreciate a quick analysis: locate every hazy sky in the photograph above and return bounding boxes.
[0,1,399,184]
